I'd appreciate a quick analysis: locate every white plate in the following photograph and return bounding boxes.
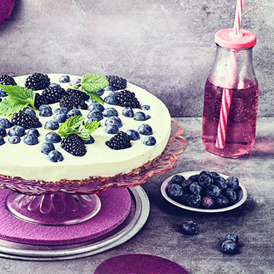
[161,171,247,213]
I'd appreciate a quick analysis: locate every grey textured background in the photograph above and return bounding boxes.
[0,0,273,117]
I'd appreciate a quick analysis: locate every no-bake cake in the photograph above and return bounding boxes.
[0,73,171,184]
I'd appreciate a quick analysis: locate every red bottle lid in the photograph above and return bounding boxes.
[214,28,256,49]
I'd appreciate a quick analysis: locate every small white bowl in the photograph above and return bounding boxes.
[161,171,247,213]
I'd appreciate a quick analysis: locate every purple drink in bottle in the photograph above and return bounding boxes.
[202,29,258,158]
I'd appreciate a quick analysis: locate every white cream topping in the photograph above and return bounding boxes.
[0,74,171,182]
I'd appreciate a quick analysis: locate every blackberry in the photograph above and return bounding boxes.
[61,134,87,157]
[59,94,88,110]
[105,75,127,91]
[0,75,17,86]
[34,93,48,109]
[11,111,42,129]
[106,131,131,150]
[67,88,89,101]
[116,90,141,108]
[42,86,66,104]
[25,73,50,91]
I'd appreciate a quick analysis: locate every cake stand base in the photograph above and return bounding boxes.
[0,186,149,260]
[5,192,101,226]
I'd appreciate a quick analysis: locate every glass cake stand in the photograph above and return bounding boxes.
[0,119,186,226]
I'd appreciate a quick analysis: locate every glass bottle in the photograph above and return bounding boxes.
[202,28,258,158]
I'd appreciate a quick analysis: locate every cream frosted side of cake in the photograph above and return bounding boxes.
[0,74,171,182]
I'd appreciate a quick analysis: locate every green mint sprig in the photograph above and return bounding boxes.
[70,73,109,104]
[0,84,36,117]
[57,115,100,142]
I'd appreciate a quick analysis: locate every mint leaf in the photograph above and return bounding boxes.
[85,120,100,134]
[86,91,104,104]
[58,116,85,137]
[0,84,36,116]
[69,74,108,104]
[81,74,109,92]
[57,116,100,142]
[0,97,28,117]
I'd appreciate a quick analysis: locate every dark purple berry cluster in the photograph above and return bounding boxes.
[166,171,240,209]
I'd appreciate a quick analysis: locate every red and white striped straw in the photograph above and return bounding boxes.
[233,0,243,36]
[216,89,232,148]
[215,0,243,149]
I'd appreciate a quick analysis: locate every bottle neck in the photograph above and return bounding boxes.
[208,44,257,89]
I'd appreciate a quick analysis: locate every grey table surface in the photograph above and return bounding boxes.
[0,117,273,274]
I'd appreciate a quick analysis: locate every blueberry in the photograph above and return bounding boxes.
[224,233,239,244]
[0,88,7,97]
[103,85,114,92]
[23,134,39,145]
[87,110,104,121]
[96,89,104,96]
[181,221,199,235]
[102,107,118,117]
[199,173,213,189]
[39,104,52,111]
[105,124,119,134]
[0,118,12,128]
[215,195,230,208]
[181,192,191,205]
[202,196,215,209]
[223,188,237,204]
[170,175,185,185]
[24,108,36,116]
[189,182,203,195]
[221,240,237,254]
[166,183,184,199]
[143,136,156,146]
[188,174,200,182]
[210,171,220,179]
[44,120,59,130]
[50,83,61,88]
[226,176,239,190]
[8,125,25,137]
[28,128,40,137]
[138,124,153,135]
[69,77,81,86]
[0,136,5,145]
[126,129,140,141]
[59,75,70,83]
[104,95,117,105]
[0,126,7,137]
[187,194,202,208]
[214,176,227,191]
[54,107,69,115]
[8,136,21,144]
[45,132,61,143]
[41,142,55,155]
[206,185,221,198]
[54,113,67,123]
[180,179,193,190]
[48,150,64,162]
[40,107,53,117]
[105,116,122,128]
[88,103,105,112]
[133,111,149,121]
[85,135,95,144]
[87,98,94,104]
[141,105,150,110]
[122,107,134,117]
[67,109,82,117]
